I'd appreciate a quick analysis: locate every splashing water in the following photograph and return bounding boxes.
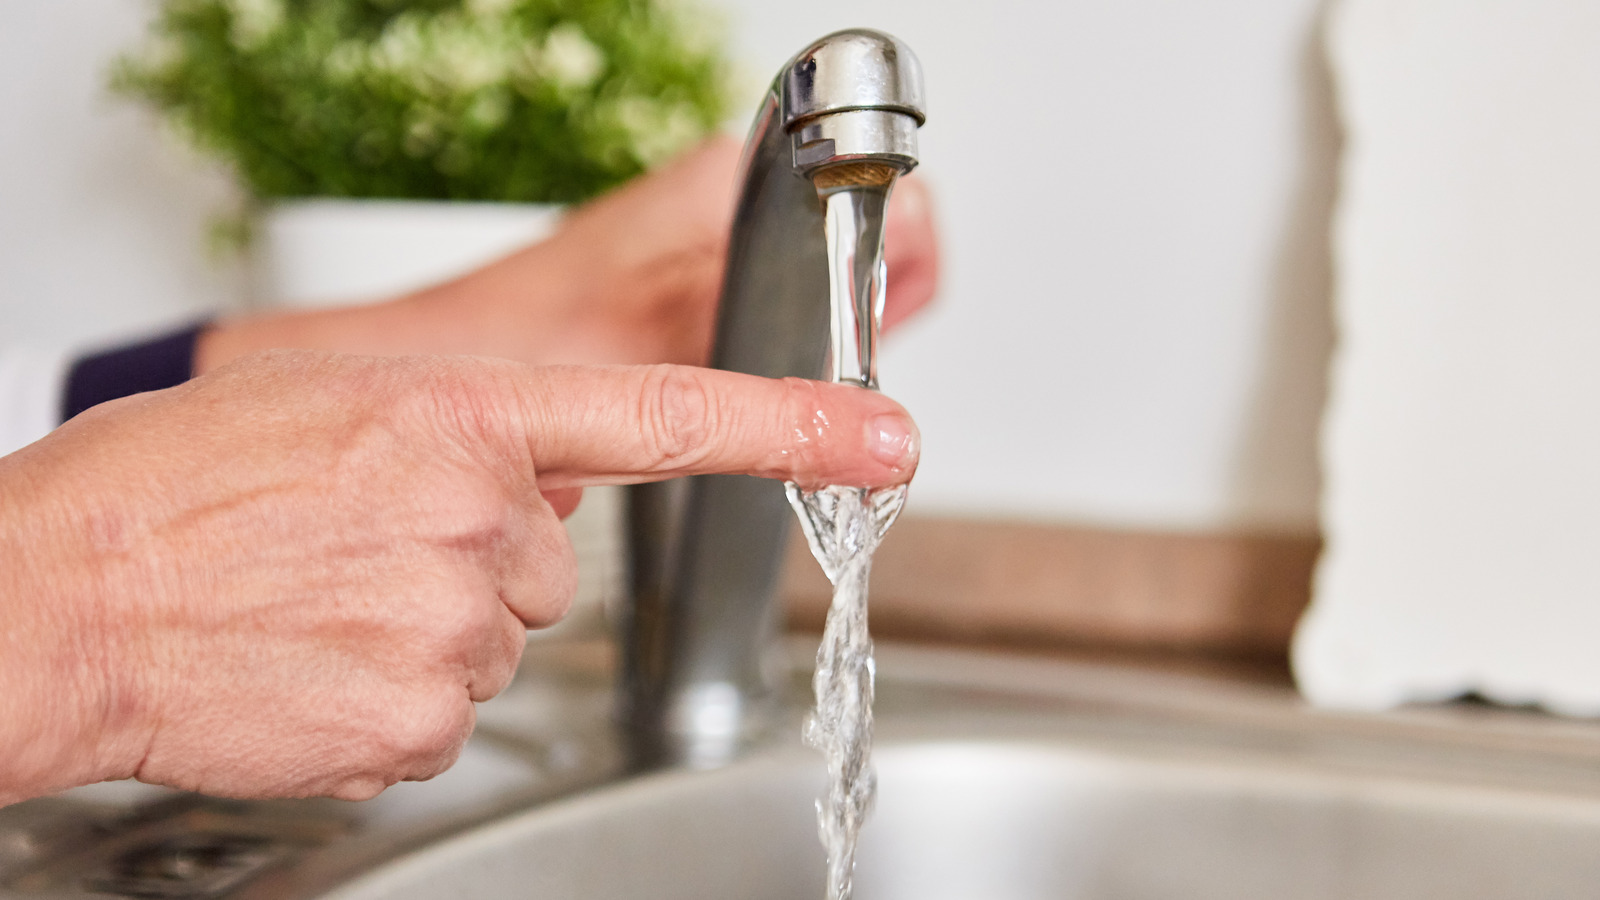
[788,482,906,900]
[787,160,906,900]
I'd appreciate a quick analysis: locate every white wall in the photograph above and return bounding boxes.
[0,0,1336,534]
[723,0,1337,532]
[0,1,247,349]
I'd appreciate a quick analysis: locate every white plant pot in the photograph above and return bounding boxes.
[252,198,618,640]
[253,199,564,308]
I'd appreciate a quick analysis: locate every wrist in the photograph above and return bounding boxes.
[0,445,150,803]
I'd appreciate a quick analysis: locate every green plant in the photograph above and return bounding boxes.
[113,0,732,204]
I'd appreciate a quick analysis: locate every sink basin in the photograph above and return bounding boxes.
[331,644,1600,900]
[7,642,1600,899]
[323,738,1600,900]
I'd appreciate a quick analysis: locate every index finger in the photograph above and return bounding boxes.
[502,364,919,490]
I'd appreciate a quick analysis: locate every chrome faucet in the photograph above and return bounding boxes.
[621,29,925,768]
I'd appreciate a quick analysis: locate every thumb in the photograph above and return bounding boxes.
[500,364,919,490]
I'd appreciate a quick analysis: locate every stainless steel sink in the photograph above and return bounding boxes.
[8,641,1600,899]
[322,742,1600,900]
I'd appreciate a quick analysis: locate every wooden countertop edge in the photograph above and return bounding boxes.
[782,515,1322,663]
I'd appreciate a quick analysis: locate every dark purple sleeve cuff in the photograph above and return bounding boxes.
[61,322,208,422]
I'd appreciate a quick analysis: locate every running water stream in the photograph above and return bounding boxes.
[786,161,907,900]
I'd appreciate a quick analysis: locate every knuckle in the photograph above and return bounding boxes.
[777,377,829,482]
[471,615,527,702]
[388,695,474,771]
[496,614,529,675]
[420,361,491,424]
[496,509,579,629]
[547,545,579,622]
[638,365,717,468]
[525,537,579,629]
[432,477,513,552]
[404,358,517,457]
[430,589,500,655]
[548,535,580,620]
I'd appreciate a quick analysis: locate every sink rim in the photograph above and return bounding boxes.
[315,732,1600,900]
[307,640,1600,900]
[11,638,1600,900]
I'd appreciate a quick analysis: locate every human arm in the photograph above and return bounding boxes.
[0,352,917,806]
[17,139,932,447]
[28,138,935,441]
[191,136,940,372]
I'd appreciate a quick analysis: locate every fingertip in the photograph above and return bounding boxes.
[883,260,938,330]
[867,411,920,473]
[781,381,920,490]
[891,173,931,220]
[884,176,940,327]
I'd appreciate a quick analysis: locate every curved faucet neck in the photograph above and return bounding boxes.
[620,29,925,769]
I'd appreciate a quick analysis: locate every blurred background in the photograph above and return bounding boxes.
[5,0,1597,711]
[9,6,1600,893]
[0,0,1333,533]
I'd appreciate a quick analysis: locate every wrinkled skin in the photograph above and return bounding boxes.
[0,353,918,806]
[0,138,939,808]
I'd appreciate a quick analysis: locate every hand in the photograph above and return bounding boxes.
[0,352,918,805]
[194,137,941,371]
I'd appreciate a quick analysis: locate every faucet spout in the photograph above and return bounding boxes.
[620,29,925,768]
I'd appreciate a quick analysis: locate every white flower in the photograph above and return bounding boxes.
[324,41,368,81]
[404,116,442,158]
[466,89,512,130]
[430,20,515,93]
[227,0,284,49]
[655,0,724,57]
[371,16,429,76]
[540,24,605,92]
[610,95,703,166]
[138,33,186,72]
[371,13,521,97]
[466,0,519,17]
